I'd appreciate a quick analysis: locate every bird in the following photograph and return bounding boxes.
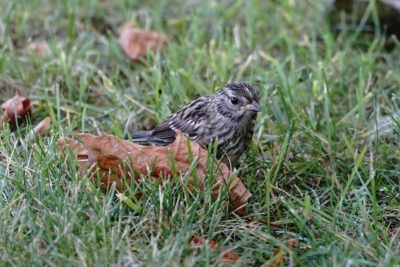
[129,82,260,166]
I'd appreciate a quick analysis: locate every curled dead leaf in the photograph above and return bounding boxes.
[220,251,241,263]
[192,236,241,263]
[192,236,219,249]
[58,132,251,215]
[26,41,51,55]
[26,116,51,141]
[0,95,32,129]
[270,238,297,267]
[119,22,167,60]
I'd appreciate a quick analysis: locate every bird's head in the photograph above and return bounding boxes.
[214,82,260,122]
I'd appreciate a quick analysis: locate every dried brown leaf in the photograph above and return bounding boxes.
[119,22,167,60]
[58,132,251,215]
[221,251,241,263]
[192,236,241,263]
[26,41,51,55]
[0,95,32,128]
[192,236,219,249]
[270,238,297,267]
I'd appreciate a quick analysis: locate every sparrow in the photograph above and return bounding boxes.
[130,82,260,166]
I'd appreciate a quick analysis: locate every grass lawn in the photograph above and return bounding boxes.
[0,0,399,266]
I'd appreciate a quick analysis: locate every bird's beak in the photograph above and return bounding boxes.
[242,102,260,112]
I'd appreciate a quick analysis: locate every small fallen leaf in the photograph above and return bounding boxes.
[221,251,241,263]
[270,238,297,267]
[26,116,51,141]
[119,22,167,60]
[26,41,51,55]
[58,132,251,215]
[192,236,219,249]
[0,95,32,129]
[192,236,241,263]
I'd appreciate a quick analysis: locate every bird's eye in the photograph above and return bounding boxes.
[230,97,239,105]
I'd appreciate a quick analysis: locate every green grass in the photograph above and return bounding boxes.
[1,0,399,266]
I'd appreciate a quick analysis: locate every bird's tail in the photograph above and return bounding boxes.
[125,130,154,145]
[126,130,173,146]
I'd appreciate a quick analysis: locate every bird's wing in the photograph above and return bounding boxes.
[152,97,210,144]
[129,97,210,146]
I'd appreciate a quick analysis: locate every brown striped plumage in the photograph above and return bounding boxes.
[130,82,260,166]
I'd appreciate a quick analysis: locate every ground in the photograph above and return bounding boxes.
[0,0,399,266]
